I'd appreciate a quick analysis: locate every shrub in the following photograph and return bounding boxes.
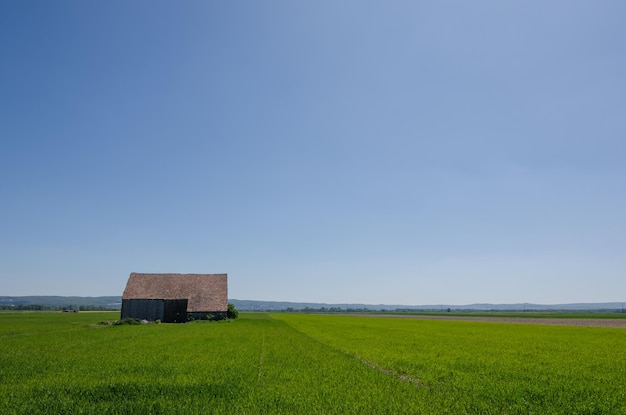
[227,303,239,319]
[113,317,141,326]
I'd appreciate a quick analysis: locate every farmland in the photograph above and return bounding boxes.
[1,312,625,414]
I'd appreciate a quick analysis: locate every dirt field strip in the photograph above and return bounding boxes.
[348,314,626,328]
[357,357,423,388]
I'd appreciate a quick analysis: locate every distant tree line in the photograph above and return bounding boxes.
[0,304,119,311]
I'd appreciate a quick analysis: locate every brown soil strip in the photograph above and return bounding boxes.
[346,314,626,328]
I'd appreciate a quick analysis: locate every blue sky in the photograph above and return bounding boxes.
[1,1,625,305]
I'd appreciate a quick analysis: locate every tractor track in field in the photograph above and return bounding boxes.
[346,314,626,328]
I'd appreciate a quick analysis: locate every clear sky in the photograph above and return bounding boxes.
[1,1,625,305]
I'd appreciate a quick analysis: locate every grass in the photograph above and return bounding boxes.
[1,312,625,414]
[272,313,626,414]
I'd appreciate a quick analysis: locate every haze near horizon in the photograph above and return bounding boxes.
[1,1,625,305]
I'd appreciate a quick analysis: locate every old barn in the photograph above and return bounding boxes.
[121,273,228,323]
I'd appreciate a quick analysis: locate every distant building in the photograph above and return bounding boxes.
[121,273,228,323]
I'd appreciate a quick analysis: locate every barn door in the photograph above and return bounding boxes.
[163,299,188,323]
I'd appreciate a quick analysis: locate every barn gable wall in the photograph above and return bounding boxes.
[122,299,190,323]
[121,299,164,321]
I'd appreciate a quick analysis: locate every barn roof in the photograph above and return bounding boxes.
[122,273,228,312]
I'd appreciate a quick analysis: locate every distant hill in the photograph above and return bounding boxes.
[1,296,624,313]
[229,299,626,312]
[0,296,122,309]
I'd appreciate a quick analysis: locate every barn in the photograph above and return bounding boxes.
[121,273,228,323]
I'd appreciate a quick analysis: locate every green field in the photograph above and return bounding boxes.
[1,312,625,414]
